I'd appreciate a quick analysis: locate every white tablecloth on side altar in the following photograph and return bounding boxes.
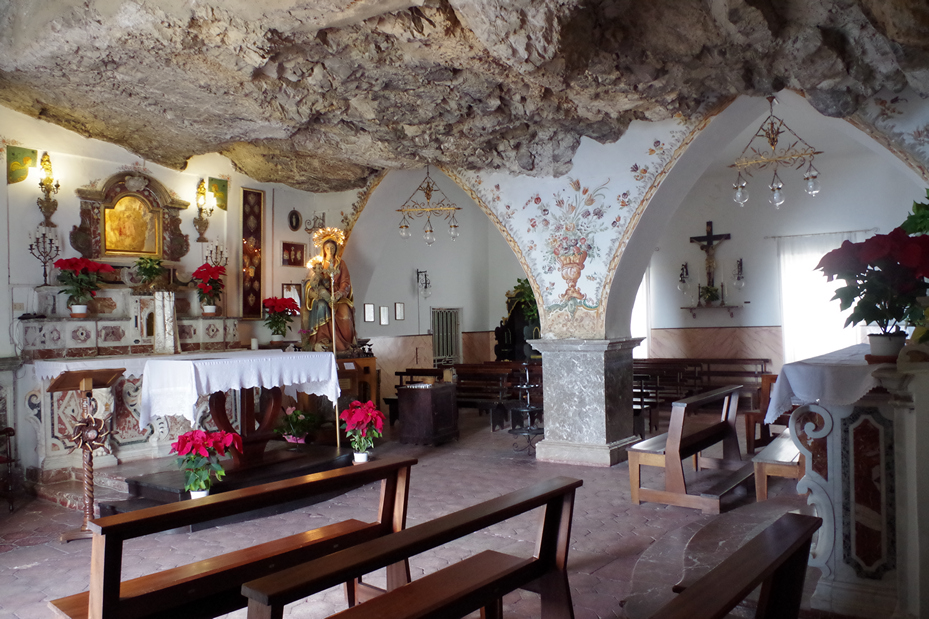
[764,344,890,424]
[138,351,340,429]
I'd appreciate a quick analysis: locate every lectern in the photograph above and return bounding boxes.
[47,368,124,542]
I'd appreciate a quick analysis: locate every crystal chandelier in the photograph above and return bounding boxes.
[397,165,461,245]
[730,96,823,209]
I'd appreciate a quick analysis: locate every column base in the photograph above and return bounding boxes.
[535,436,639,467]
[812,576,898,619]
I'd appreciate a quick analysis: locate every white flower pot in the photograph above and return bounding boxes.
[270,334,284,343]
[202,305,218,317]
[869,333,907,358]
[189,489,210,499]
[70,304,88,318]
[353,452,369,463]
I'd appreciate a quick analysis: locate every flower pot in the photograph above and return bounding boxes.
[270,334,284,343]
[70,304,88,318]
[202,305,218,317]
[189,489,210,499]
[869,333,907,358]
[353,451,369,463]
[283,434,306,444]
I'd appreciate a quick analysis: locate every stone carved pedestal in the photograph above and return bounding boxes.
[529,338,641,467]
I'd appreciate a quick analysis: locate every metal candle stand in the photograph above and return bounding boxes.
[29,226,60,285]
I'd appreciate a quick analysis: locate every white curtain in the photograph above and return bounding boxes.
[777,231,866,364]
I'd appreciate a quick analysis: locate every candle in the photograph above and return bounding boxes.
[251,338,259,350]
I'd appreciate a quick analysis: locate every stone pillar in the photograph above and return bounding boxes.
[530,338,641,467]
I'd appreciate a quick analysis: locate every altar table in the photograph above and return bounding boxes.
[765,344,898,618]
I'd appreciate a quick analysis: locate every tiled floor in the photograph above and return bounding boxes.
[1,410,810,619]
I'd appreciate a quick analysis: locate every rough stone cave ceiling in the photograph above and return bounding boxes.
[0,0,927,193]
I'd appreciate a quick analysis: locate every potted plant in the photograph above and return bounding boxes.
[513,277,539,322]
[275,406,321,443]
[339,400,386,462]
[192,263,225,316]
[817,227,929,356]
[170,429,242,498]
[54,257,116,317]
[698,285,720,306]
[262,296,301,342]
[134,256,165,291]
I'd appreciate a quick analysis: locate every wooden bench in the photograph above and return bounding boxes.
[453,364,519,430]
[49,456,417,619]
[633,360,702,409]
[752,429,803,501]
[627,385,753,514]
[241,476,583,619]
[649,512,822,619]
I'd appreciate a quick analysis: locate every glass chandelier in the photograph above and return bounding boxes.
[397,165,461,245]
[730,96,823,209]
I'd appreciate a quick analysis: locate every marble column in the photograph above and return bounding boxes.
[530,338,641,467]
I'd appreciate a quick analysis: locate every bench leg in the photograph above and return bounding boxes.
[538,570,575,619]
[481,598,503,619]
[247,599,283,619]
[756,536,814,618]
[754,462,768,501]
[629,452,641,505]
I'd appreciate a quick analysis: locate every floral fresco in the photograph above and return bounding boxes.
[853,87,929,182]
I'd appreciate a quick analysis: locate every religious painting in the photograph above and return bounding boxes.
[282,283,301,307]
[103,193,161,256]
[281,241,306,267]
[208,177,228,211]
[379,306,389,326]
[395,303,405,321]
[288,209,301,231]
[6,145,37,184]
[363,303,375,322]
[242,188,264,318]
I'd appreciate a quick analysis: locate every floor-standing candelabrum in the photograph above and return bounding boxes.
[29,225,60,285]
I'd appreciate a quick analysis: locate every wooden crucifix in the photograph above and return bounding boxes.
[690,221,730,287]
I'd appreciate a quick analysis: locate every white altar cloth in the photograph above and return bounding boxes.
[138,351,340,429]
[765,344,890,423]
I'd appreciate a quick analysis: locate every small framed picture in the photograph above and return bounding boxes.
[282,283,301,306]
[281,242,306,267]
[379,306,389,326]
[288,209,302,231]
[394,302,405,321]
[363,303,375,323]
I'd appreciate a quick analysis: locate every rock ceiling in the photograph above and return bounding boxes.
[0,0,927,192]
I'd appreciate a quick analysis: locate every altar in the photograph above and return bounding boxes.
[766,344,923,618]
[30,350,340,477]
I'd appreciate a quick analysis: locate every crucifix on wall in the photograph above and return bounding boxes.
[690,221,730,287]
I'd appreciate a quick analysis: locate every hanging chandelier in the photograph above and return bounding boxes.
[730,96,823,209]
[397,165,461,245]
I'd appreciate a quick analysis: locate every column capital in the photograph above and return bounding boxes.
[528,337,643,355]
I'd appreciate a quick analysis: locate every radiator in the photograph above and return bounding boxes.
[432,308,461,366]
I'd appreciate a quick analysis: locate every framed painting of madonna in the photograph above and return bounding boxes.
[103,193,162,257]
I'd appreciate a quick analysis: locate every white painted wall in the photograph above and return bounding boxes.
[345,169,525,338]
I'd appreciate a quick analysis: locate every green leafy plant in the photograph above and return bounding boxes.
[901,188,929,234]
[699,285,720,304]
[513,278,539,321]
[135,257,164,286]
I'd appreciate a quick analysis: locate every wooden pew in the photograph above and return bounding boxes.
[241,476,583,619]
[48,457,417,619]
[452,364,518,430]
[649,512,822,619]
[752,429,803,501]
[627,385,752,514]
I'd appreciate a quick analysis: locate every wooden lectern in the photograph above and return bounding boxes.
[47,368,125,542]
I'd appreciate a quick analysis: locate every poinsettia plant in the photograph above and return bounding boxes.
[816,227,929,334]
[170,429,242,492]
[54,257,115,306]
[192,263,225,305]
[262,296,301,336]
[339,400,385,454]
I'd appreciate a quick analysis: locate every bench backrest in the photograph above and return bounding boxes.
[242,476,583,615]
[85,456,417,619]
[668,385,742,461]
[648,513,822,619]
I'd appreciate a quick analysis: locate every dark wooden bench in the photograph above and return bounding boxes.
[241,476,583,619]
[48,457,417,619]
[627,385,752,514]
[453,364,519,430]
[649,512,822,619]
[633,359,702,409]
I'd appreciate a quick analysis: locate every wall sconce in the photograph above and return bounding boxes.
[676,263,690,294]
[36,152,60,228]
[417,269,432,298]
[732,259,746,290]
[193,179,215,243]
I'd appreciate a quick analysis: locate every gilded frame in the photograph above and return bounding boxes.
[101,191,163,257]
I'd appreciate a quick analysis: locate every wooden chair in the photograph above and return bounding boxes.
[627,385,753,514]
[0,426,14,512]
